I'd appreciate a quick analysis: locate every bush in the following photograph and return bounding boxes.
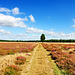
[15,56,26,65]
[4,65,22,75]
[16,56,26,61]
[15,60,24,65]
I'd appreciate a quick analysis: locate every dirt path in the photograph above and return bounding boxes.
[26,43,54,75]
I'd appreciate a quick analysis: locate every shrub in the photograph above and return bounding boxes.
[15,56,26,65]
[42,43,75,75]
[16,56,26,61]
[15,60,24,65]
[4,65,22,75]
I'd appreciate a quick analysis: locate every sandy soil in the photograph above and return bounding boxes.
[26,43,54,75]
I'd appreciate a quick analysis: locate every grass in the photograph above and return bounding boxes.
[46,51,62,75]
[48,54,71,75]
[49,57,62,75]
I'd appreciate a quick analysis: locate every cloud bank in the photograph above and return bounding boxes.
[0,14,27,28]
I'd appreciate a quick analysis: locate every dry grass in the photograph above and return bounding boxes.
[0,52,32,75]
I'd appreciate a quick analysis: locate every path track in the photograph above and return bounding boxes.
[26,43,54,75]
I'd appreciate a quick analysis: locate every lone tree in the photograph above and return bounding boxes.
[40,34,45,42]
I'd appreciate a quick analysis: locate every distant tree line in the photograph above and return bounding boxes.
[0,39,75,42]
[40,34,75,42]
[44,39,75,42]
[0,34,74,42]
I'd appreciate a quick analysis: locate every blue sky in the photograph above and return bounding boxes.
[0,0,75,40]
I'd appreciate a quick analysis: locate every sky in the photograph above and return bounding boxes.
[0,0,75,40]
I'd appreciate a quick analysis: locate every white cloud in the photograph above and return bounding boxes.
[26,27,44,33]
[25,16,28,21]
[0,29,11,35]
[71,25,75,27]
[72,19,75,23]
[12,7,24,15]
[29,15,35,22]
[0,7,74,40]
[26,27,75,39]
[72,19,75,27]
[0,7,25,15]
[26,27,58,37]
[0,28,75,40]
[0,33,39,40]
[0,14,27,28]
[12,7,19,15]
[0,7,11,13]
[14,34,39,40]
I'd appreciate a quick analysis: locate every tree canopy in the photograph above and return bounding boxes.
[40,34,45,42]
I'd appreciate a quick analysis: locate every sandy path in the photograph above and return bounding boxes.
[26,43,54,75]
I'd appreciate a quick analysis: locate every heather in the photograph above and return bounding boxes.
[4,65,22,75]
[15,56,26,65]
[0,42,37,55]
[42,43,75,75]
[0,42,37,75]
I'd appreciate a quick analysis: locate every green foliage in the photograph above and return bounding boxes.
[40,34,45,42]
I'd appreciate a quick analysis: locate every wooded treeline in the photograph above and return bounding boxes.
[0,39,75,42]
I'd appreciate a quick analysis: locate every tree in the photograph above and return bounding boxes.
[40,34,45,42]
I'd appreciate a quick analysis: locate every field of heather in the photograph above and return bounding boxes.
[0,42,37,75]
[0,42,75,75]
[42,43,75,75]
[0,42,37,55]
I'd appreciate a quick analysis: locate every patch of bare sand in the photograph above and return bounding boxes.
[27,43,54,75]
